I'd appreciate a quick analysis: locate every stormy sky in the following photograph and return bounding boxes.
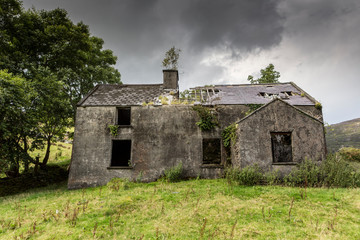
[23,0,360,124]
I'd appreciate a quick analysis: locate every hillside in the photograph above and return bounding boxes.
[326,118,360,152]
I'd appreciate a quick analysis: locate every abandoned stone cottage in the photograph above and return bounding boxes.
[68,70,326,189]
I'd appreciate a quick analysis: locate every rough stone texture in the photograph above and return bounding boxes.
[233,99,326,176]
[68,105,247,189]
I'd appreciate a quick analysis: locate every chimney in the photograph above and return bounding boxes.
[163,70,179,90]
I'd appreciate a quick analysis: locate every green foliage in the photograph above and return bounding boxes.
[108,125,119,137]
[192,105,218,131]
[225,165,263,186]
[164,162,183,182]
[247,63,280,84]
[284,155,360,188]
[245,104,263,116]
[222,123,238,148]
[283,158,321,187]
[0,70,34,176]
[315,102,322,110]
[338,147,360,162]
[0,3,121,113]
[162,46,181,70]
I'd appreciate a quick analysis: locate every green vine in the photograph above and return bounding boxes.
[245,104,263,116]
[108,124,119,137]
[192,105,218,131]
[222,123,238,148]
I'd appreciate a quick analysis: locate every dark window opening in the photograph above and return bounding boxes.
[111,140,131,167]
[117,108,131,125]
[271,132,292,163]
[203,138,221,164]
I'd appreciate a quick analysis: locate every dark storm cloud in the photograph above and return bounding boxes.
[23,0,285,56]
[179,0,284,52]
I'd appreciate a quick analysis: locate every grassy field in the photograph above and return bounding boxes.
[1,179,359,240]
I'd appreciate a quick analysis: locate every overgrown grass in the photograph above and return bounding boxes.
[0,179,359,239]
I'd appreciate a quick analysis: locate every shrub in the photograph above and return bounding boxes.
[264,170,280,185]
[164,163,183,182]
[320,154,355,188]
[284,154,360,188]
[338,147,360,162]
[192,105,218,131]
[225,165,263,186]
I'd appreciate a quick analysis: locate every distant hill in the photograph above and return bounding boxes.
[326,118,360,152]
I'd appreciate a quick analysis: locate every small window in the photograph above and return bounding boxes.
[117,108,131,125]
[271,132,292,163]
[202,138,221,164]
[111,140,131,167]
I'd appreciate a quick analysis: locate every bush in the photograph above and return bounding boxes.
[338,147,360,162]
[284,154,360,188]
[283,158,321,187]
[164,163,183,182]
[320,154,355,187]
[225,165,263,186]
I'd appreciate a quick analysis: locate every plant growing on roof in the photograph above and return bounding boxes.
[245,104,263,116]
[315,102,322,110]
[162,46,181,70]
[192,105,218,131]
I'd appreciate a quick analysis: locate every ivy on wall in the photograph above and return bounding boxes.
[192,105,218,131]
[222,123,238,148]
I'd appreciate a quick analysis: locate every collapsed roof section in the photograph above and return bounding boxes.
[189,82,316,106]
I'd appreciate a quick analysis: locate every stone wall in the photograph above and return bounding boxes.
[233,100,326,175]
[68,105,247,189]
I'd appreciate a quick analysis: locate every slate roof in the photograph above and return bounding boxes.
[78,82,316,107]
[192,82,315,106]
[78,84,166,106]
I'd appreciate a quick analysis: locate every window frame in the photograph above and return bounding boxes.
[270,132,294,165]
[108,139,133,169]
[116,107,131,126]
[201,138,223,167]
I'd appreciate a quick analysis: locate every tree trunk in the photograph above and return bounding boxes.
[41,137,52,167]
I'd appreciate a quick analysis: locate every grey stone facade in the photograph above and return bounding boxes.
[68,70,326,189]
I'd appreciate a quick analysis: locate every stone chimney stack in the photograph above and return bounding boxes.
[163,70,179,90]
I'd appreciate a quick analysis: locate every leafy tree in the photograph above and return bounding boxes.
[0,0,122,173]
[162,46,181,70]
[0,4,121,112]
[0,70,35,177]
[30,67,72,167]
[247,63,280,84]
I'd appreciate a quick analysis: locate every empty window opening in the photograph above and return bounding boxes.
[259,92,279,99]
[202,138,221,164]
[271,132,292,163]
[111,140,131,167]
[117,108,131,125]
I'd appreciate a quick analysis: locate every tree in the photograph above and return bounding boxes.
[162,46,181,70]
[247,63,280,84]
[0,4,121,113]
[0,70,35,177]
[0,1,122,173]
